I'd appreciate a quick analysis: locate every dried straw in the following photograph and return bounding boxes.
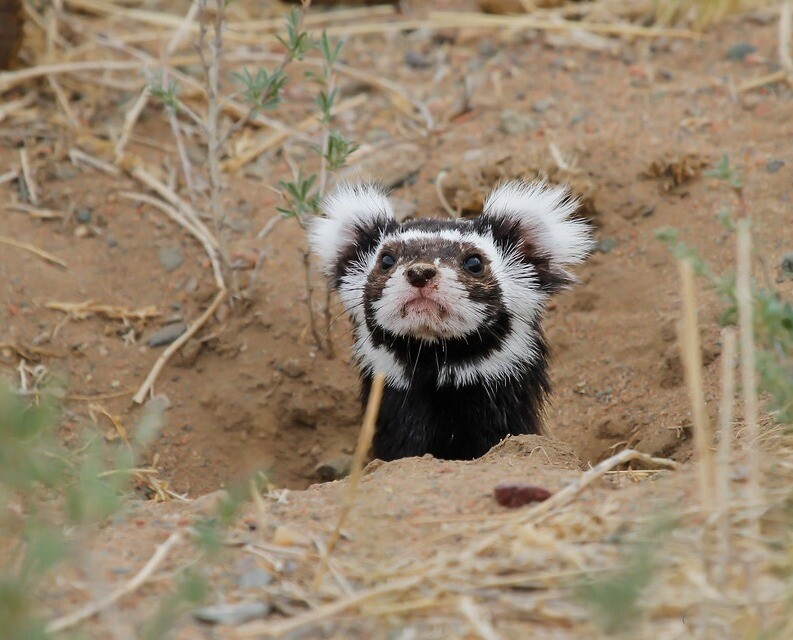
[0,235,67,268]
[677,259,714,510]
[312,372,385,590]
[715,327,736,584]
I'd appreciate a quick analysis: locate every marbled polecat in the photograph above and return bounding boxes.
[311,181,593,461]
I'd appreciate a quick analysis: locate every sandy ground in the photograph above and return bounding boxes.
[1,0,792,637]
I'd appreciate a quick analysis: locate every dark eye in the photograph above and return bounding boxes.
[463,255,484,274]
[380,253,396,271]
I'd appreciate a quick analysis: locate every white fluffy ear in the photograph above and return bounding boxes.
[482,180,593,266]
[309,183,395,283]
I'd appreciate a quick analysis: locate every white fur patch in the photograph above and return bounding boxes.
[372,264,489,341]
[483,180,593,265]
[309,183,394,277]
[352,326,409,389]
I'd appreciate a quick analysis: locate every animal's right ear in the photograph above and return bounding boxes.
[309,183,396,287]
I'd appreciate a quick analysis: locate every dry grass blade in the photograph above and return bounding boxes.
[46,300,160,322]
[64,0,395,34]
[113,0,199,160]
[459,596,502,640]
[313,372,385,590]
[222,94,368,172]
[236,575,422,638]
[781,0,792,73]
[0,169,20,186]
[0,60,143,92]
[69,148,121,177]
[132,288,227,404]
[46,531,182,633]
[515,449,678,524]
[736,220,762,526]
[0,235,67,268]
[677,258,714,510]
[19,148,39,206]
[715,327,737,584]
[5,203,67,219]
[119,191,224,290]
[426,11,706,40]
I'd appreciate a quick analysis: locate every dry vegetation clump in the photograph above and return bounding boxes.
[440,147,600,219]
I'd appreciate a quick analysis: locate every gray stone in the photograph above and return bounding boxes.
[532,98,554,113]
[767,159,785,173]
[192,601,270,626]
[278,358,306,378]
[781,252,793,277]
[498,110,536,136]
[238,568,273,589]
[147,322,187,348]
[596,237,617,254]
[315,455,352,482]
[726,42,756,61]
[404,51,432,69]
[158,246,184,272]
[75,207,92,223]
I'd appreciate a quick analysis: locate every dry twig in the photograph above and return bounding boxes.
[0,235,67,268]
[313,372,385,589]
[46,531,183,633]
[133,288,227,404]
[677,259,714,509]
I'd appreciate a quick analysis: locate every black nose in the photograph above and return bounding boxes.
[406,264,437,288]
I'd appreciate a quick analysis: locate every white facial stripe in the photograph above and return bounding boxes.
[337,244,381,323]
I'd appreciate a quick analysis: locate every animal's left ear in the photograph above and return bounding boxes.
[477,180,594,293]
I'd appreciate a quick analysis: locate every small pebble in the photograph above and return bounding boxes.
[478,40,497,58]
[494,482,552,508]
[315,455,353,482]
[75,207,92,223]
[531,98,554,114]
[147,322,187,348]
[404,51,432,69]
[596,237,617,254]
[105,234,118,248]
[278,358,306,378]
[158,246,184,272]
[193,601,270,626]
[781,252,793,277]
[238,568,273,589]
[498,109,536,135]
[767,159,785,173]
[726,42,757,62]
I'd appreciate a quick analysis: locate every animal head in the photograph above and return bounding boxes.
[310,181,593,389]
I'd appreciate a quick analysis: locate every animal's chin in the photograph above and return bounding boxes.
[396,297,453,339]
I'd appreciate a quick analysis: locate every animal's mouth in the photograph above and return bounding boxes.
[401,295,449,319]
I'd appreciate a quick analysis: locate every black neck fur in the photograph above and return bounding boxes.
[361,324,551,461]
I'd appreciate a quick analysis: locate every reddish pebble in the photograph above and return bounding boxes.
[627,65,649,78]
[494,482,552,508]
